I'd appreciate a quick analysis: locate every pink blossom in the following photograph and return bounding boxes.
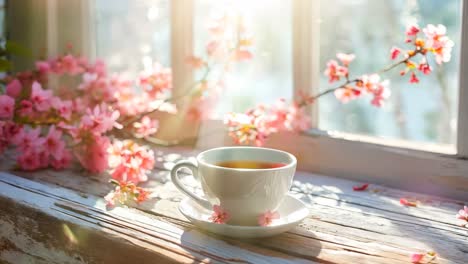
[31,81,53,111]
[258,210,280,226]
[410,253,424,263]
[423,24,454,64]
[89,59,107,77]
[17,150,41,171]
[287,105,311,131]
[44,126,66,160]
[51,97,73,120]
[209,205,230,224]
[61,54,84,75]
[406,24,420,36]
[51,148,72,170]
[264,99,289,131]
[105,180,151,208]
[72,98,87,113]
[139,63,172,99]
[35,61,51,73]
[324,60,348,83]
[334,87,361,104]
[78,72,98,90]
[133,116,158,138]
[37,150,50,168]
[0,121,22,140]
[359,74,382,92]
[456,206,468,221]
[409,72,419,83]
[0,95,15,119]
[266,100,311,132]
[108,140,154,184]
[104,191,117,207]
[54,99,73,120]
[0,121,22,154]
[418,62,431,75]
[224,110,272,146]
[78,73,118,103]
[6,79,22,98]
[136,188,151,203]
[390,47,401,60]
[74,135,110,173]
[18,100,33,116]
[80,104,121,134]
[336,53,355,66]
[186,96,217,122]
[12,127,43,153]
[371,80,390,107]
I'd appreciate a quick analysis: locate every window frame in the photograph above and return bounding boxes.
[9,0,467,197]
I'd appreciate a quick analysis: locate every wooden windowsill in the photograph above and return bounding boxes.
[0,147,467,263]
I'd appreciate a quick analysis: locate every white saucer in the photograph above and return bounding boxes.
[179,194,309,238]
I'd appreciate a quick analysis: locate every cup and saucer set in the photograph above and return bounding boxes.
[171,147,309,238]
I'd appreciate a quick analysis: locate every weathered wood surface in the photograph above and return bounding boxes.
[1,148,468,264]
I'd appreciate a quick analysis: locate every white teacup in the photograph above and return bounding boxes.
[170,147,297,225]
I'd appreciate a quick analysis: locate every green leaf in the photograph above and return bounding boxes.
[5,41,32,57]
[0,59,11,71]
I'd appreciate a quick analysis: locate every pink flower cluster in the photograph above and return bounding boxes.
[324,53,354,83]
[0,53,163,207]
[327,24,453,107]
[107,140,155,184]
[334,72,391,107]
[224,99,310,146]
[104,180,151,208]
[133,116,159,138]
[394,23,454,83]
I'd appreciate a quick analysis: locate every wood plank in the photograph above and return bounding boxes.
[1,146,467,263]
[0,172,422,264]
[0,172,317,264]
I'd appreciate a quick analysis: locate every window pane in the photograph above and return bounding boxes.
[194,0,292,116]
[95,0,170,77]
[318,0,461,147]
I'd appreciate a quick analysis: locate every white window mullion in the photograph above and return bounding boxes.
[457,0,468,158]
[170,0,194,98]
[292,0,320,128]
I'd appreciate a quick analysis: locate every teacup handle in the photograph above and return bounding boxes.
[170,160,211,209]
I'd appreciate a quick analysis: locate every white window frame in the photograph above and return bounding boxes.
[8,0,468,199]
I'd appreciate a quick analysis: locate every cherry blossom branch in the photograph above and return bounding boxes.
[225,23,454,146]
[298,48,422,108]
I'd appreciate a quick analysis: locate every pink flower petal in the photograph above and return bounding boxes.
[258,210,280,226]
[410,253,424,263]
[209,205,230,224]
[353,183,369,191]
[400,198,418,207]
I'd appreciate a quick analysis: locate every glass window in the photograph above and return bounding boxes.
[194,0,292,116]
[318,0,461,147]
[94,0,170,78]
